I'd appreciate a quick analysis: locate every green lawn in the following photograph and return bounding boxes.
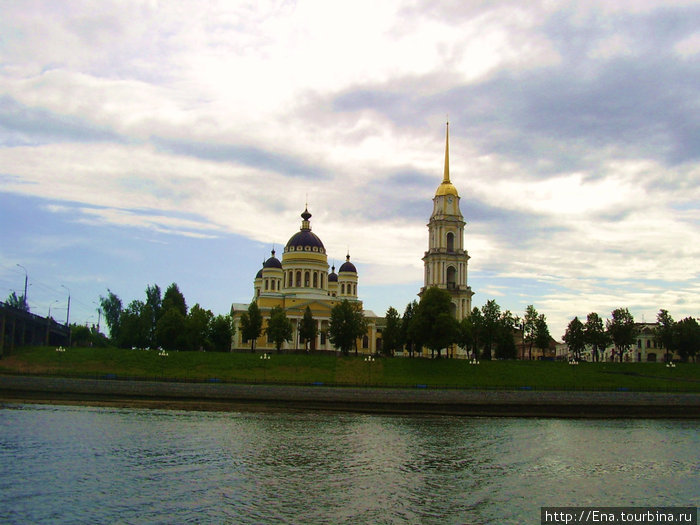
[1,346,699,392]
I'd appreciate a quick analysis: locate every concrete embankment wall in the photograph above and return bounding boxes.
[1,375,699,417]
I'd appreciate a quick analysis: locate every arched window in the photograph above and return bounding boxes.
[296,271,302,287]
[264,280,268,290]
[446,266,457,290]
[341,283,345,294]
[304,271,310,287]
[313,272,318,288]
[446,232,455,252]
[362,335,369,349]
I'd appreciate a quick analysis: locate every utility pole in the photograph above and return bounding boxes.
[16,264,28,310]
[61,284,71,347]
[61,285,71,326]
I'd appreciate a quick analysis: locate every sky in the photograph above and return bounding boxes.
[1,0,699,339]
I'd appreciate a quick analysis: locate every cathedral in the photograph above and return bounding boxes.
[232,123,472,354]
[231,207,379,352]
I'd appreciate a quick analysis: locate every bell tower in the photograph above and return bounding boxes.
[420,122,474,319]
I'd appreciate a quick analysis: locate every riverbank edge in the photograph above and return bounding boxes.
[2,375,700,417]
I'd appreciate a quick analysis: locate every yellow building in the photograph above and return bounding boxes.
[421,122,474,319]
[231,208,378,353]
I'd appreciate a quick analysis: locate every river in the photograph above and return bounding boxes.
[1,403,698,524]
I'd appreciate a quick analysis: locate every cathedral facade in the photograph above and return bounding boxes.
[231,208,378,353]
[232,123,472,355]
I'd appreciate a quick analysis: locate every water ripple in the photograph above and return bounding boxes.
[1,405,698,524]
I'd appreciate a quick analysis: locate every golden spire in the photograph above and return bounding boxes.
[443,120,450,183]
[435,121,459,197]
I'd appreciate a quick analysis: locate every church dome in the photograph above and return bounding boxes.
[287,230,325,250]
[263,249,282,268]
[255,268,263,279]
[435,181,459,197]
[328,265,338,282]
[338,254,357,273]
[285,207,325,252]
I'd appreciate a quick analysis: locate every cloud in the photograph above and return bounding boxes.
[0,96,123,145]
[1,1,699,339]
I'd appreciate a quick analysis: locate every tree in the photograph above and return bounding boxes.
[411,287,458,358]
[534,314,551,359]
[523,304,539,360]
[674,317,700,362]
[606,308,636,362]
[118,299,149,349]
[156,307,186,350]
[162,283,187,318]
[6,291,28,312]
[655,309,676,363]
[144,284,162,347]
[100,289,123,341]
[468,307,484,359]
[298,306,317,352]
[210,314,234,352]
[495,310,517,359]
[480,300,502,360]
[381,306,402,357]
[329,299,367,356]
[240,301,263,352]
[265,306,293,353]
[186,304,214,351]
[563,317,586,361]
[584,312,609,362]
[401,301,420,357]
[70,324,108,347]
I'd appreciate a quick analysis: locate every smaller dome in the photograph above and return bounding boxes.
[255,268,263,279]
[328,265,338,282]
[263,249,282,269]
[338,254,357,273]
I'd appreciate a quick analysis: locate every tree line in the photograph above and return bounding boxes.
[380,288,552,359]
[99,283,234,352]
[238,299,367,355]
[563,308,700,362]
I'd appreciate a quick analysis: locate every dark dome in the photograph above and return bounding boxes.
[255,268,263,279]
[285,207,325,252]
[328,266,338,282]
[339,255,356,273]
[263,249,282,268]
[286,230,325,251]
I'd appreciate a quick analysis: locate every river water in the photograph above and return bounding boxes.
[0,403,698,524]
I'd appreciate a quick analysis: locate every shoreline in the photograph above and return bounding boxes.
[2,374,700,417]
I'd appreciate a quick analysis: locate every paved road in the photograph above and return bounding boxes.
[2,374,699,417]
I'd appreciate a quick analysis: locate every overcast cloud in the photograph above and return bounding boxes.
[1,0,698,337]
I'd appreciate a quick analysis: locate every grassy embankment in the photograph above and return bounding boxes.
[1,346,698,391]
